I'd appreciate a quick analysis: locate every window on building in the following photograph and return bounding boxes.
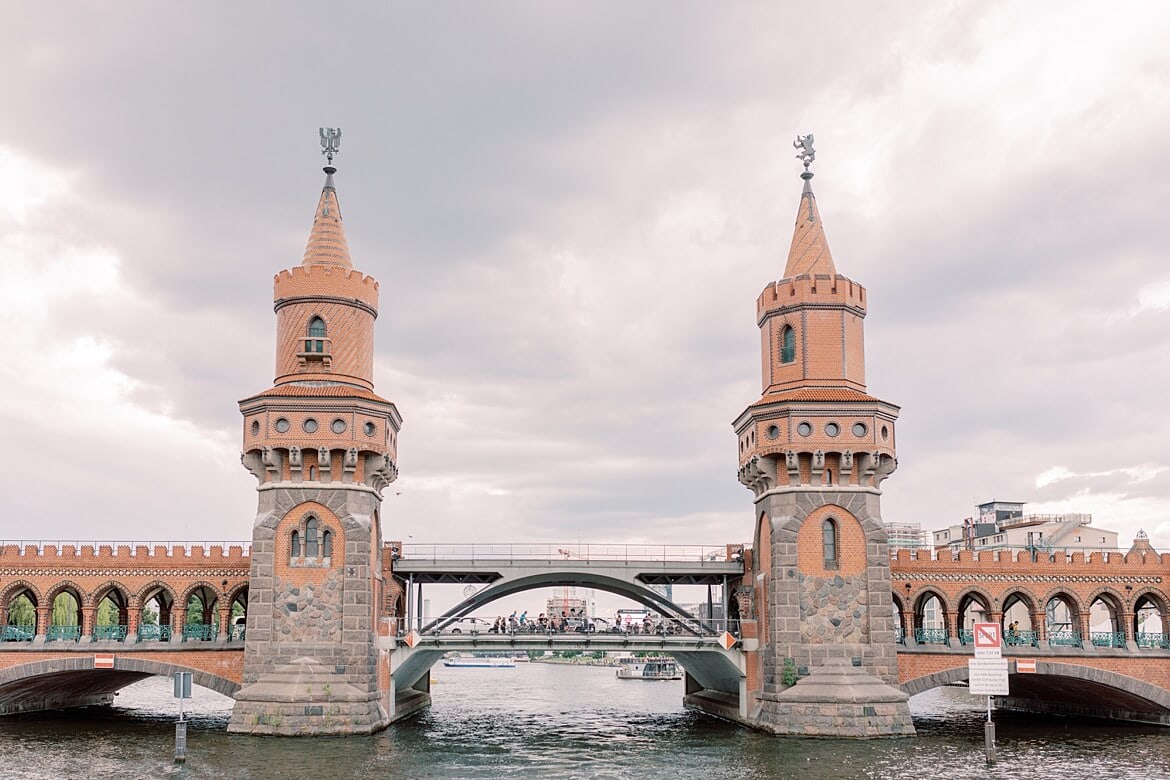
[322,529,333,558]
[305,518,319,557]
[306,317,327,353]
[780,326,795,364]
[822,519,838,568]
[291,530,301,557]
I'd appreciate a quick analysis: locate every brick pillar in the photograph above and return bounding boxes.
[80,606,95,638]
[945,610,959,641]
[127,606,140,636]
[217,602,231,638]
[1122,611,1135,642]
[35,606,50,637]
[1032,609,1046,643]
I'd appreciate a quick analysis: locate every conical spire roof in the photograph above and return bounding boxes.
[301,166,352,268]
[782,173,836,278]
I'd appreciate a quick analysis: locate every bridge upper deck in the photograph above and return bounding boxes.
[391,543,745,585]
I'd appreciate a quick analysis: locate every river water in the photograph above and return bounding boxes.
[1,661,1168,780]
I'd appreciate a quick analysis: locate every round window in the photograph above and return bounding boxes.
[364,421,376,436]
[274,418,290,433]
[852,422,867,437]
[303,418,319,433]
[331,419,346,434]
[797,422,812,437]
[766,425,780,440]
[825,422,840,437]
[251,421,260,436]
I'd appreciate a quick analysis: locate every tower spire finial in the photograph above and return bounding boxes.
[793,133,815,181]
[319,127,342,167]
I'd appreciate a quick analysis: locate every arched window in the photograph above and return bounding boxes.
[290,530,301,557]
[822,518,838,568]
[322,529,333,558]
[305,518,319,557]
[780,326,795,364]
[306,317,326,353]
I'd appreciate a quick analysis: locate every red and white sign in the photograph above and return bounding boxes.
[719,631,738,650]
[403,630,421,648]
[1016,658,1037,673]
[93,654,115,669]
[973,622,1002,659]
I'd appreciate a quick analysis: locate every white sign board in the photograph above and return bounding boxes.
[972,622,1002,659]
[968,658,1009,695]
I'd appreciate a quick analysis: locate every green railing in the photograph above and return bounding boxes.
[1006,630,1038,647]
[93,624,128,641]
[914,628,948,645]
[46,625,81,642]
[894,628,905,645]
[137,624,172,642]
[958,629,974,646]
[229,624,246,642]
[1,625,34,642]
[1136,632,1169,649]
[1090,631,1126,648]
[1047,631,1081,647]
[183,623,218,641]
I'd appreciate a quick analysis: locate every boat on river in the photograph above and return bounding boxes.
[442,655,516,668]
[615,655,681,680]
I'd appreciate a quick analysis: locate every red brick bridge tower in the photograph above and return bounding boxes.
[228,133,402,735]
[733,138,913,736]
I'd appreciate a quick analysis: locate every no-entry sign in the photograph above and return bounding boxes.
[93,654,115,669]
[973,622,1002,658]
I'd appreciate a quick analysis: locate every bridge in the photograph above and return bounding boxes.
[4,537,1170,727]
[2,152,1166,737]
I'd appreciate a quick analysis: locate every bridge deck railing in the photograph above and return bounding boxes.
[402,615,741,639]
[396,543,744,563]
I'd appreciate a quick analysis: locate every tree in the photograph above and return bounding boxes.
[7,594,35,627]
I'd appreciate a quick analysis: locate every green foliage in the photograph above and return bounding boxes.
[557,650,581,658]
[51,593,79,626]
[590,650,605,659]
[140,606,159,626]
[7,594,35,626]
[782,658,798,687]
[96,598,119,626]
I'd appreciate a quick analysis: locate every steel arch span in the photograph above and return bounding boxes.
[420,571,708,633]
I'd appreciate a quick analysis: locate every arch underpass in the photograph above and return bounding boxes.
[386,632,747,723]
[901,658,1170,726]
[0,655,241,716]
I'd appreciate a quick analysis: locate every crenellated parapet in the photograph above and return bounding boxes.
[0,543,250,563]
[274,265,379,315]
[893,547,1170,570]
[756,273,866,324]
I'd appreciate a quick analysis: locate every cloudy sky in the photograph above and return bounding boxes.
[3,3,1169,564]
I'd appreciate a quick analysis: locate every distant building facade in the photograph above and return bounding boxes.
[886,522,928,552]
[932,500,1118,554]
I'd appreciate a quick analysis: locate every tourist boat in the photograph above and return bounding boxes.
[442,655,516,668]
[615,656,681,680]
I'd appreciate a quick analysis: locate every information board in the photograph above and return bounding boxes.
[968,658,1009,695]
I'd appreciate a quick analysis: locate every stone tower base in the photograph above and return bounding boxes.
[227,656,389,736]
[756,658,915,738]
